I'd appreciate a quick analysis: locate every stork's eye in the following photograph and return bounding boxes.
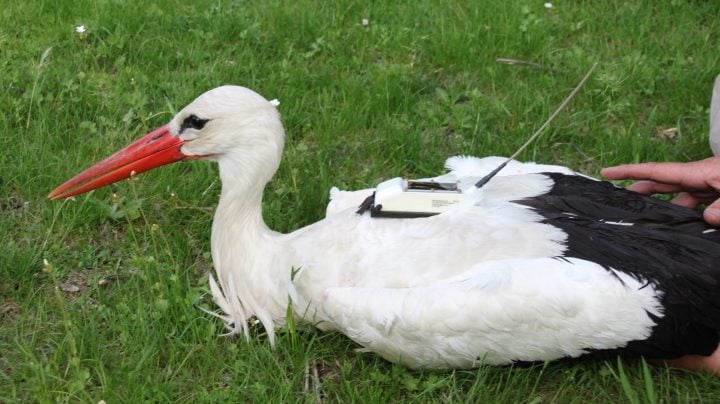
[180,114,209,133]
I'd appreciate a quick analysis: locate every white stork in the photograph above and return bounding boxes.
[50,86,720,370]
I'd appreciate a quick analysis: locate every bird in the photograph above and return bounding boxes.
[49,85,720,369]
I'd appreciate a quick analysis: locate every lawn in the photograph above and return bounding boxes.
[2,0,720,401]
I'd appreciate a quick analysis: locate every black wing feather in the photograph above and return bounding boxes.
[515,172,720,359]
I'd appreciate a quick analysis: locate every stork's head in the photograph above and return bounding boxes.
[49,86,284,200]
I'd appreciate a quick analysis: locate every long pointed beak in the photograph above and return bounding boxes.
[49,125,187,200]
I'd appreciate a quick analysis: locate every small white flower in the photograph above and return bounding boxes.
[42,258,53,273]
[544,2,553,8]
[361,18,369,27]
[75,25,86,34]
[269,99,280,107]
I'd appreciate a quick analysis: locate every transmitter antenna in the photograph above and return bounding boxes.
[475,62,598,188]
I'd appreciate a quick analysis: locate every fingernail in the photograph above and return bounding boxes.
[705,208,720,225]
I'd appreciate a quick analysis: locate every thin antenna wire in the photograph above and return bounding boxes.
[475,62,598,188]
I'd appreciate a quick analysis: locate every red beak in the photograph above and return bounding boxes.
[48,125,187,200]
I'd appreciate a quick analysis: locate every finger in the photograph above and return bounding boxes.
[626,180,684,195]
[687,191,720,201]
[601,162,705,188]
[601,163,678,180]
[704,199,720,226]
[671,192,701,208]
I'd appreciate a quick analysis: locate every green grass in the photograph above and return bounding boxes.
[2,0,720,401]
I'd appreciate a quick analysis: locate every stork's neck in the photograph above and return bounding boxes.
[209,155,292,340]
[216,162,267,226]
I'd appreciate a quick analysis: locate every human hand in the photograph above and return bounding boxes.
[601,157,720,226]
